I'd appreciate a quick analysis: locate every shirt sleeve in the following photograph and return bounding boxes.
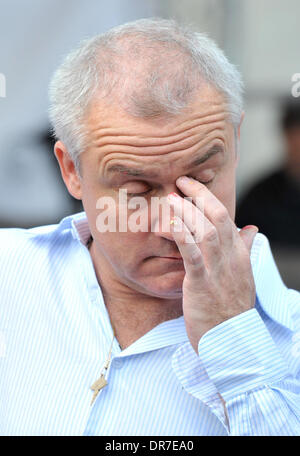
[172,308,300,436]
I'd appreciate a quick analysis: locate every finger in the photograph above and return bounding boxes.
[239,225,258,253]
[169,216,208,281]
[167,192,212,242]
[175,176,236,249]
[167,192,221,264]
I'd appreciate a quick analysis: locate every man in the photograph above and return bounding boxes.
[0,18,300,436]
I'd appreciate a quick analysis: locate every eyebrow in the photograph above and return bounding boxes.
[188,144,224,167]
[106,144,224,178]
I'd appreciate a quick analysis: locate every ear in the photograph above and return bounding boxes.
[54,140,82,200]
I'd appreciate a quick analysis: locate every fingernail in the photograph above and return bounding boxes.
[179,176,195,186]
[243,225,258,232]
[178,176,190,184]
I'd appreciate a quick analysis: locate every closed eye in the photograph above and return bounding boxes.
[125,175,214,197]
[188,176,214,185]
[196,178,214,185]
[126,189,151,197]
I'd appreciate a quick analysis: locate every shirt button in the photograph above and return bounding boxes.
[113,358,124,369]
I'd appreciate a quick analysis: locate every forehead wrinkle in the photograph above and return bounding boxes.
[90,110,227,144]
[92,117,227,150]
[86,100,229,146]
[101,134,226,180]
[89,119,228,165]
[93,122,227,165]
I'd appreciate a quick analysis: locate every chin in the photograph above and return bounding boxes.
[139,272,185,298]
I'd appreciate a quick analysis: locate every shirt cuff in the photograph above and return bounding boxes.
[197,308,290,401]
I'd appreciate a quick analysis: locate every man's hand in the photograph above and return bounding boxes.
[166,175,258,354]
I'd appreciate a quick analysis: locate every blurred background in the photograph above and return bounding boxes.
[0,0,299,289]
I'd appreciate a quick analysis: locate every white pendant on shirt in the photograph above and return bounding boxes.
[90,374,108,405]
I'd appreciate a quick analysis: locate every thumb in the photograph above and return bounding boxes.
[239,225,259,252]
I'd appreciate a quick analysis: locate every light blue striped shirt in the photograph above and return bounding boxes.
[0,211,300,436]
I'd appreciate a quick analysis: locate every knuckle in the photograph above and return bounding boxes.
[188,250,202,266]
[194,230,204,243]
[204,226,218,242]
[177,230,188,244]
[213,207,228,224]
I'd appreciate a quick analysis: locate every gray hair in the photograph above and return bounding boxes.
[48,18,244,171]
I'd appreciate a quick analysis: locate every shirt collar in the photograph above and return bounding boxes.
[117,316,189,357]
[53,211,91,245]
[70,211,92,246]
[67,212,295,333]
